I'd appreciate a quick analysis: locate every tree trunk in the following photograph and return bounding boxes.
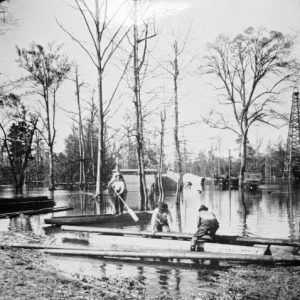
[173,48,182,204]
[75,67,86,189]
[48,144,55,190]
[95,0,104,201]
[158,110,166,202]
[133,0,148,210]
[239,134,247,188]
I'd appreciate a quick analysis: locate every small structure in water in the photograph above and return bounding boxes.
[182,173,205,192]
[244,172,262,192]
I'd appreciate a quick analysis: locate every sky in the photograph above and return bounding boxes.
[1,0,300,161]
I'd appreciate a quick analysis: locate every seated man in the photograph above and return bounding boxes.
[190,205,219,251]
[151,202,173,233]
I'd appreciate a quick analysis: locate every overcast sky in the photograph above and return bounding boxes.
[1,0,300,159]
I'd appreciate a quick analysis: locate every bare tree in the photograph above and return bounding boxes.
[16,42,71,190]
[58,0,130,200]
[158,109,166,202]
[74,67,86,188]
[203,27,298,186]
[130,0,157,210]
[86,89,97,182]
[160,32,192,203]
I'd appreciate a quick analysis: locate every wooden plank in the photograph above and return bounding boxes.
[61,226,300,247]
[59,234,266,255]
[61,226,192,239]
[1,243,298,263]
[44,211,152,226]
[43,248,300,263]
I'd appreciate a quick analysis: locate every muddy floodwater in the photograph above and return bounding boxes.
[0,183,300,299]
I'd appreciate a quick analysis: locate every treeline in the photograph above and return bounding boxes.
[0,124,286,187]
[0,0,298,199]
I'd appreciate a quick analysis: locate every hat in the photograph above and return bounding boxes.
[159,202,168,210]
[198,205,208,212]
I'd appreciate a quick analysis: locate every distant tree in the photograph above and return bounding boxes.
[0,0,16,35]
[203,27,298,186]
[16,42,71,190]
[0,97,38,193]
[158,109,166,202]
[265,140,286,179]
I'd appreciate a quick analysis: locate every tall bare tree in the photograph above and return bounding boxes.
[59,0,129,200]
[17,42,71,190]
[203,27,298,186]
[130,0,157,210]
[161,32,192,203]
[74,67,86,188]
[158,109,166,202]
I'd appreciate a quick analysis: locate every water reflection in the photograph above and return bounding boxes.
[1,184,300,299]
[9,215,32,232]
[0,184,299,240]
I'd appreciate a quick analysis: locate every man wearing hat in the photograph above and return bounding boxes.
[151,202,173,233]
[190,205,219,251]
[108,170,127,215]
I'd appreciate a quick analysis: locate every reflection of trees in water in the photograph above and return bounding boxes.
[80,193,86,212]
[175,269,181,291]
[287,183,296,240]
[137,266,146,287]
[237,190,262,237]
[94,194,108,215]
[9,215,32,232]
[100,262,107,278]
[239,191,248,237]
[173,203,182,232]
[156,268,171,291]
[262,184,300,240]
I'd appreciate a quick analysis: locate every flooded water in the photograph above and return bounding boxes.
[0,183,300,298]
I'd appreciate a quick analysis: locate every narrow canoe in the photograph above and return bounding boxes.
[0,199,55,214]
[0,196,50,204]
[0,205,73,218]
[44,211,152,226]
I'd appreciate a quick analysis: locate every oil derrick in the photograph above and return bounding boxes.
[284,88,300,181]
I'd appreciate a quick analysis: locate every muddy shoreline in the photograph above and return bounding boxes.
[0,231,146,299]
[1,231,300,299]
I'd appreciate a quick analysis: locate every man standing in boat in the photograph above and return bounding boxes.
[109,171,127,215]
[190,205,219,251]
[151,202,173,233]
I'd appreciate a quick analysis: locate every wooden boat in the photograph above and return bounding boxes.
[0,195,51,204]
[0,205,73,219]
[0,196,55,213]
[44,211,152,226]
